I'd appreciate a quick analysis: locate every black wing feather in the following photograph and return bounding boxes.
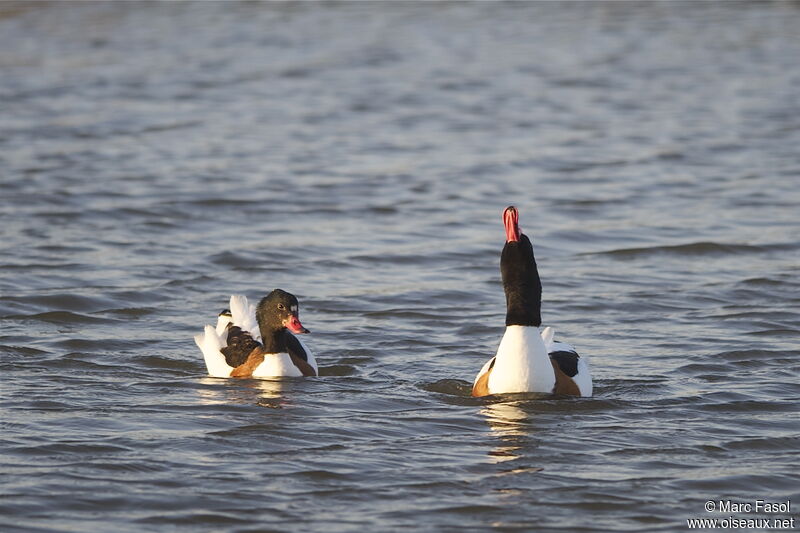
[548,350,580,378]
[221,325,262,367]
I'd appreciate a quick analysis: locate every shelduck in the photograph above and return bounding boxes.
[472,206,592,397]
[195,289,318,378]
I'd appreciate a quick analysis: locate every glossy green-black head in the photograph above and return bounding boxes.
[256,289,310,337]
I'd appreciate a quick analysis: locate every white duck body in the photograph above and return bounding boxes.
[250,334,317,378]
[572,355,592,397]
[196,323,233,377]
[195,294,317,378]
[484,325,555,394]
[473,325,592,397]
[250,352,306,378]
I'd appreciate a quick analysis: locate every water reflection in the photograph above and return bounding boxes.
[482,400,527,463]
[197,377,288,408]
[481,400,544,475]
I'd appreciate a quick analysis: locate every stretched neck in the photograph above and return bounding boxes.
[505,295,541,326]
[259,327,289,353]
[501,235,542,327]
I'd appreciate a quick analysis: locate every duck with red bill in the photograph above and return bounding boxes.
[196,289,318,378]
[472,206,592,397]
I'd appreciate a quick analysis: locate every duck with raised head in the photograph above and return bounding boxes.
[472,206,592,397]
[195,289,318,378]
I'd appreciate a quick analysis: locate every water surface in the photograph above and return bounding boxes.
[1,2,799,532]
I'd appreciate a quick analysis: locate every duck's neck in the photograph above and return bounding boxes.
[501,235,542,327]
[505,295,541,327]
[259,327,289,354]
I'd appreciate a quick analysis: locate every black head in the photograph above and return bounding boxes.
[255,289,310,341]
[501,206,542,327]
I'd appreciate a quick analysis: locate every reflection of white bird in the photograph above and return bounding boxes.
[194,290,317,378]
[197,376,286,407]
[472,206,592,397]
[481,401,527,464]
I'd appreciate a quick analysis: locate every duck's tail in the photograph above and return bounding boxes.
[229,294,260,341]
[215,310,233,338]
[541,326,556,353]
[195,324,233,378]
[541,326,586,361]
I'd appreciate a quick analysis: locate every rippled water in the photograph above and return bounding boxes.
[2,2,799,532]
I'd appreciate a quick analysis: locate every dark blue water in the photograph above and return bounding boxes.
[1,2,799,531]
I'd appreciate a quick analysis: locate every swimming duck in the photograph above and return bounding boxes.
[195,289,318,378]
[472,206,592,397]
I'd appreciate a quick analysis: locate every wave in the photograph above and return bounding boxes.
[592,241,798,258]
